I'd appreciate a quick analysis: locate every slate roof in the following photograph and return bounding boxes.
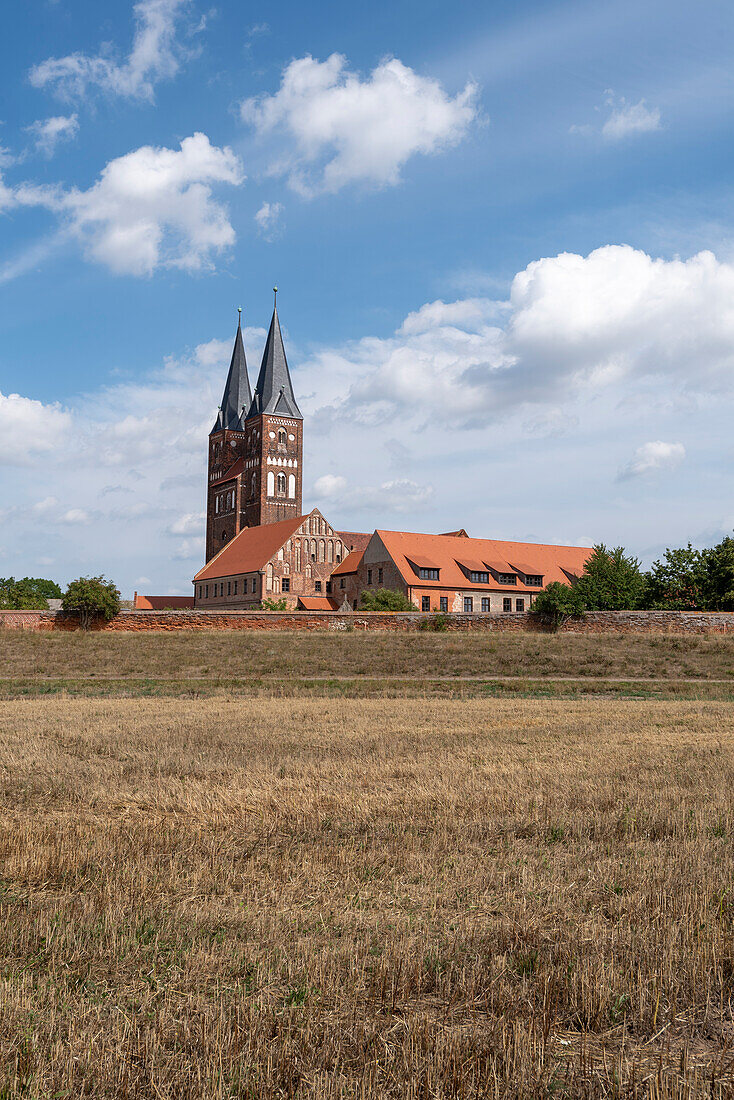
[193,514,308,582]
[212,319,252,433]
[372,531,592,592]
[247,304,302,419]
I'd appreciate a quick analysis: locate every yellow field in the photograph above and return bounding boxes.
[1,695,733,1097]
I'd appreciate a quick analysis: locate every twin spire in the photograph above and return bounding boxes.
[211,290,302,434]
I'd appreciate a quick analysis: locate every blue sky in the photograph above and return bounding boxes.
[1,0,734,593]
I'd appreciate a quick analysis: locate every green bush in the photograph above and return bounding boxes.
[574,544,646,611]
[259,597,287,611]
[419,612,451,632]
[531,581,584,630]
[359,588,416,612]
[61,575,121,630]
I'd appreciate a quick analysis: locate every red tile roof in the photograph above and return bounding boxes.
[133,594,195,609]
[374,530,591,592]
[193,515,307,581]
[338,531,371,553]
[297,596,340,610]
[331,549,364,576]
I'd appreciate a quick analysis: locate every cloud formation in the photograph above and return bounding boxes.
[0,133,243,276]
[254,200,283,239]
[29,0,190,101]
[618,441,686,480]
[241,54,478,195]
[602,95,662,141]
[26,114,79,157]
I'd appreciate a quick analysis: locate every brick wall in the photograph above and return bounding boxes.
[1,609,734,634]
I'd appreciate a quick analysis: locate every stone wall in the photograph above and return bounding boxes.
[1,609,733,634]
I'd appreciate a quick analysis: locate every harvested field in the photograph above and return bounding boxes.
[2,629,734,681]
[1,695,733,1097]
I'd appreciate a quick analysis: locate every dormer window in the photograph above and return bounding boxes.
[469,571,489,584]
[419,567,440,580]
[497,573,517,586]
[524,575,543,587]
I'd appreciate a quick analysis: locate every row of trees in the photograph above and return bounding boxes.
[1,575,120,629]
[534,535,734,622]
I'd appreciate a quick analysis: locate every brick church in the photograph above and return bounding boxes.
[192,294,591,611]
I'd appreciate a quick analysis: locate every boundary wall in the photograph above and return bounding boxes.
[1,609,733,634]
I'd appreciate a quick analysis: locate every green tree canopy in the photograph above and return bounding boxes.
[531,581,585,629]
[359,588,416,611]
[703,535,734,611]
[645,544,708,610]
[0,576,62,610]
[62,576,121,629]
[574,545,646,611]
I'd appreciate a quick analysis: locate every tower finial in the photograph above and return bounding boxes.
[237,306,242,327]
[273,285,278,307]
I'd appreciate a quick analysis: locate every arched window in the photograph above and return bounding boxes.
[277,472,286,496]
[302,538,309,559]
[273,577,280,594]
[278,428,286,445]
[267,471,275,496]
[295,542,301,572]
[251,473,257,498]
[215,496,219,514]
[277,547,284,562]
[266,563,273,591]
[327,540,333,563]
[318,539,325,563]
[288,474,296,499]
[305,564,312,579]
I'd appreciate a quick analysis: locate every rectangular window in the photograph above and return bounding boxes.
[503,598,512,612]
[315,580,322,593]
[470,571,489,584]
[419,567,440,580]
[378,568,383,583]
[282,577,290,592]
[252,578,257,594]
[422,596,430,612]
[205,584,209,598]
[326,581,332,594]
[525,575,543,587]
[367,568,372,585]
[439,596,448,613]
[198,586,202,598]
[498,573,517,586]
[340,578,345,589]
[481,597,490,612]
[516,598,525,612]
[227,581,231,596]
[464,596,473,613]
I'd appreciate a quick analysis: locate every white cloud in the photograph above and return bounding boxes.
[169,511,205,535]
[0,133,243,276]
[602,96,661,141]
[351,479,434,513]
[59,509,90,525]
[241,54,478,195]
[312,474,347,499]
[33,496,60,514]
[254,200,283,239]
[26,114,79,157]
[29,0,190,102]
[618,441,686,480]
[0,392,72,464]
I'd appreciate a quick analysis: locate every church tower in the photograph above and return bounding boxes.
[242,289,303,528]
[205,310,252,561]
[205,292,303,561]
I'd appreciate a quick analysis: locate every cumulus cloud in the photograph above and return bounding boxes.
[0,392,72,464]
[1,133,243,276]
[26,114,79,157]
[312,474,432,513]
[29,0,190,101]
[312,474,347,499]
[602,96,661,141]
[59,508,90,525]
[618,441,686,480]
[241,54,478,195]
[169,511,205,535]
[254,200,283,239]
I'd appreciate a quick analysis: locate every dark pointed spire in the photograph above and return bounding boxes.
[247,289,302,419]
[211,308,252,433]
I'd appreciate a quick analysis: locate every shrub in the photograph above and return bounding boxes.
[61,576,120,630]
[419,612,451,632]
[531,582,584,630]
[359,589,416,612]
[259,598,288,611]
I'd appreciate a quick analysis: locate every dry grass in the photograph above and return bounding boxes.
[2,629,734,682]
[1,695,733,1097]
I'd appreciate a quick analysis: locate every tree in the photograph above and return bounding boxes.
[645,544,708,610]
[531,581,584,629]
[574,545,646,611]
[703,535,734,611]
[259,597,287,611]
[62,576,121,630]
[359,588,416,611]
[0,576,62,610]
